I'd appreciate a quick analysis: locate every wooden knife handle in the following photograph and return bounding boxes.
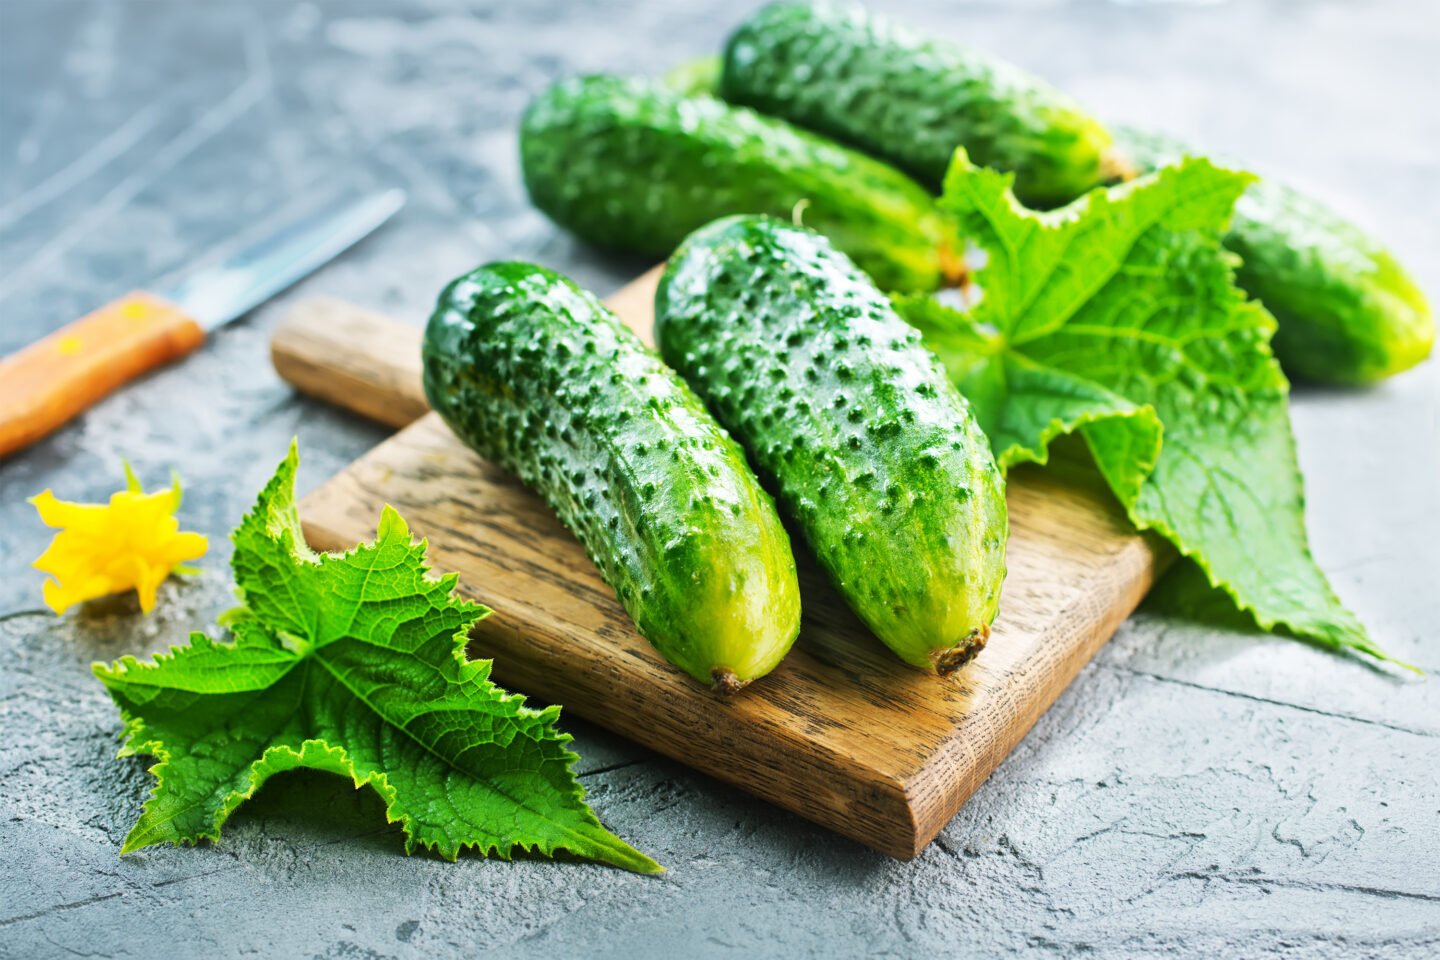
[270,297,429,429]
[0,292,205,458]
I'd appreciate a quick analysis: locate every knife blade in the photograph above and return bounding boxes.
[0,188,405,458]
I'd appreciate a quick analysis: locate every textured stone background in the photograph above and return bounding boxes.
[1,1,1437,957]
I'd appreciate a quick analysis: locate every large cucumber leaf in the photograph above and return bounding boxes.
[901,153,1406,669]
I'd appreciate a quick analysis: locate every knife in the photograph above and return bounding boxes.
[0,188,406,458]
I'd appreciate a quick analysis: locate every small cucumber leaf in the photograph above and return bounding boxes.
[95,442,663,872]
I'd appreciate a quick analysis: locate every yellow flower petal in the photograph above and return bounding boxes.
[29,490,111,531]
[29,467,207,616]
[41,579,71,615]
[164,531,210,565]
[132,556,164,614]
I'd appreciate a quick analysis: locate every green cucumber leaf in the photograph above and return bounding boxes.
[900,152,1408,669]
[94,442,662,872]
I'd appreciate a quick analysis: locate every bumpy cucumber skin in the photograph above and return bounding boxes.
[1116,127,1434,385]
[520,74,952,292]
[655,216,1008,672]
[720,2,1113,208]
[422,262,801,689]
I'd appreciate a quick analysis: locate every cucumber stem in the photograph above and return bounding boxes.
[939,241,971,290]
[1099,145,1139,186]
[932,623,990,675]
[711,668,747,695]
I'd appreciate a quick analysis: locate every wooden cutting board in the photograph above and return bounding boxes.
[272,268,1172,860]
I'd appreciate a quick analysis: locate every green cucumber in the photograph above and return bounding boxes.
[719,2,1116,208]
[655,216,1008,672]
[663,55,722,98]
[1115,127,1434,385]
[520,74,958,292]
[422,261,801,691]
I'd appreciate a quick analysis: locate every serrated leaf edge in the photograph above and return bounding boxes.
[929,152,1414,673]
[96,444,665,873]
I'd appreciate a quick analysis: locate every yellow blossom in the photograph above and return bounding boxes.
[30,465,207,614]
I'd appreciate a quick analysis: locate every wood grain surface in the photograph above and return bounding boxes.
[276,270,1172,859]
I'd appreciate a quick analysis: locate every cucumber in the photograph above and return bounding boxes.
[1115,127,1434,385]
[520,74,958,292]
[655,216,1008,672]
[720,2,1116,208]
[422,262,801,691]
[663,55,721,98]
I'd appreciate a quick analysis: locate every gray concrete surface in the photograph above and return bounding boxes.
[1,1,1437,957]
